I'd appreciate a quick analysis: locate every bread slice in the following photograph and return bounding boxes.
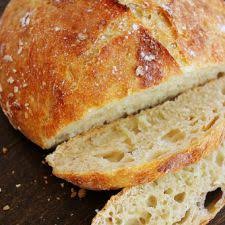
[0,0,225,148]
[92,141,225,225]
[46,76,225,190]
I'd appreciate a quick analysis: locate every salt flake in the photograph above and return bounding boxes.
[132,23,139,31]
[112,66,118,74]
[54,26,61,32]
[7,77,14,84]
[14,86,19,93]
[162,4,173,15]
[136,66,145,76]
[77,33,88,41]
[141,52,155,61]
[219,25,225,33]
[86,8,93,13]
[18,46,23,55]
[20,12,31,27]
[189,50,196,57]
[3,55,13,62]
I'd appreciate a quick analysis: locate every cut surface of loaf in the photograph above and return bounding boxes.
[0,0,225,148]
[46,76,225,190]
[92,142,225,225]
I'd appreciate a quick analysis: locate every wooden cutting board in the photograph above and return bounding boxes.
[0,1,225,224]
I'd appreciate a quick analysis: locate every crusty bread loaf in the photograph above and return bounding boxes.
[46,76,225,190]
[0,0,225,148]
[92,141,225,225]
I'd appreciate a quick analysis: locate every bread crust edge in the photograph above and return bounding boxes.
[50,122,225,190]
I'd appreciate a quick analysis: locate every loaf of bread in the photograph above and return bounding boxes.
[92,141,225,225]
[46,76,225,190]
[0,0,224,148]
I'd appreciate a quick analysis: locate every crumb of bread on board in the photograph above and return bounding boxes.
[78,189,87,199]
[2,147,8,154]
[70,188,77,198]
[3,205,10,211]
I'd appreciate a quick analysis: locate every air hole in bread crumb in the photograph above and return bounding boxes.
[190,120,198,126]
[176,210,190,224]
[139,212,152,224]
[191,129,198,134]
[202,116,219,131]
[174,192,186,203]
[106,217,113,224]
[162,129,186,143]
[189,115,195,121]
[126,218,140,225]
[146,13,151,19]
[115,217,122,224]
[217,72,224,78]
[216,152,225,167]
[97,151,124,162]
[164,188,173,195]
[139,217,146,224]
[222,88,225,95]
[201,115,207,121]
[204,188,223,213]
[147,195,157,208]
[161,213,169,219]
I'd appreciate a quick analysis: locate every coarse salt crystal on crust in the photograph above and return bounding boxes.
[14,86,19,93]
[7,77,14,84]
[77,33,88,41]
[136,66,145,76]
[3,55,13,62]
[220,25,225,33]
[141,52,155,62]
[20,12,31,27]
[132,23,139,31]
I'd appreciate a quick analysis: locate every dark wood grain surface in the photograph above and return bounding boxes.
[0,1,225,224]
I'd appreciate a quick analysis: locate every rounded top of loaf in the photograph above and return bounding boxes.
[0,0,225,148]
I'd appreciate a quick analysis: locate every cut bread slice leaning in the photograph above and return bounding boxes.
[92,141,225,225]
[46,76,225,190]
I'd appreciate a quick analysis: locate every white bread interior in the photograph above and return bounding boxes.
[92,141,225,225]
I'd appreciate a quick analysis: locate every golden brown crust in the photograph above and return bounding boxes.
[52,122,225,190]
[0,0,225,148]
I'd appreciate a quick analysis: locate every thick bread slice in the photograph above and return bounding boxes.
[46,76,225,190]
[0,0,225,148]
[92,142,225,225]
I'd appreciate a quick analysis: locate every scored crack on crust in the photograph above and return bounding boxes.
[0,0,224,148]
